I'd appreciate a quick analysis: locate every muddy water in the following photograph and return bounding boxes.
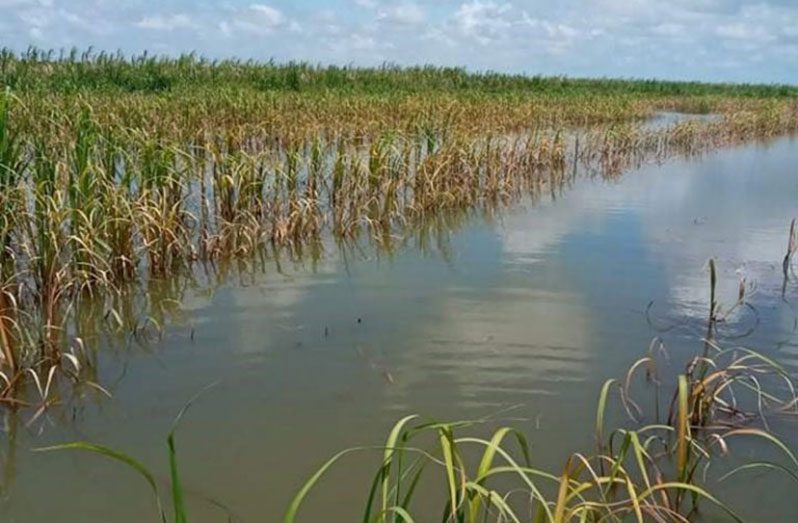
[2,133,798,522]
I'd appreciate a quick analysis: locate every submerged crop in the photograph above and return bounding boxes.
[0,49,797,412]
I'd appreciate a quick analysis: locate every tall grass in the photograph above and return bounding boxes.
[4,47,798,97]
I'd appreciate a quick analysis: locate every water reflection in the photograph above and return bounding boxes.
[643,111,721,131]
[1,136,798,522]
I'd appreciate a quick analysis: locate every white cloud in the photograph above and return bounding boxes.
[18,8,49,28]
[136,14,195,31]
[651,23,685,37]
[61,9,112,35]
[354,0,378,8]
[249,4,285,27]
[378,2,425,26]
[715,22,775,43]
[453,1,512,45]
[538,20,579,40]
[0,0,50,6]
[349,33,378,50]
[223,4,287,35]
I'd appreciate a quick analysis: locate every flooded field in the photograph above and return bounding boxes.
[1,128,797,521]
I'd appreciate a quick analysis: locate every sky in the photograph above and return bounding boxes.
[1,0,796,84]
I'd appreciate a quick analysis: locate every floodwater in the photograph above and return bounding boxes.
[2,131,798,522]
[643,110,720,130]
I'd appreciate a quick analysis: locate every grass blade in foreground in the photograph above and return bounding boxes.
[33,442,167,523]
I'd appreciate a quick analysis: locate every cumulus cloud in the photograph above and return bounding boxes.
[0,0,51,6]
[219,3,288,36]
[453,1,513,45]
[17,7,49,29]
[137,14,195,31]
[249,4,286,26]
[715,22,775,43]
[377,2,425,27]
[651,23,686,37]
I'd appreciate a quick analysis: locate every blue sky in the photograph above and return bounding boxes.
[1,0,796,83]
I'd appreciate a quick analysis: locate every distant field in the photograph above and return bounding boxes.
[2,48,796,150]
[3,48,797,98]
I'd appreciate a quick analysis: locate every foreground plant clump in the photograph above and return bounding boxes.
[1,48,798,410]
[283,261,798,522]
[285,347,798,522]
